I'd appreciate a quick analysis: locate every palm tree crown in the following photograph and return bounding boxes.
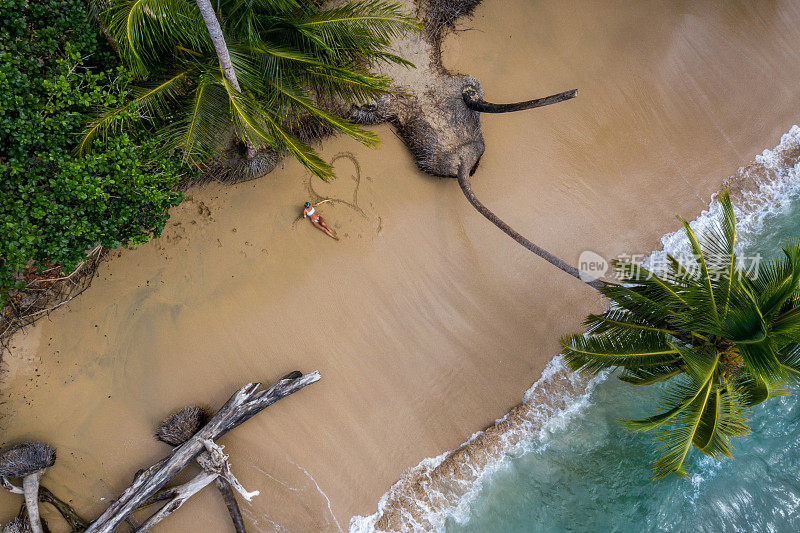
[82,0,418,179]
[561,191,800,478]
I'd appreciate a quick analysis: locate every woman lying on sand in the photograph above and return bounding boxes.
[303,201,339,240]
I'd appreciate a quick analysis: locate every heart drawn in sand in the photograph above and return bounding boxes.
[307,152,366,218]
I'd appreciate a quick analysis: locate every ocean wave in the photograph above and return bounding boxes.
[656,125,800,262]
[349,125,800,532]
[349,358,605,532]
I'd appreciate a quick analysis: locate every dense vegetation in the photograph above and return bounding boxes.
[561,191,800,479]
[82,0,418,179]
[0,0,191,301]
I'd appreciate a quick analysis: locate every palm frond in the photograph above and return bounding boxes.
[738,340,785,382]
[223,80,334,179]
[560,332,679,375]
[584,308,679,344]
[717,294,767,344]
[648,374,714,479]
[597,282,673,327]
[770,302,800,341]
[692,384,750,458]
[623,344,747,478]
[706,191,738,316]
[775,343,800,384]
[171,77,233,164]
[297,1,420,54]
[753,241,800,320]
[268,82,380,147]
[611,260,691,310]
[622,374,709,434]
[736,372,787,406]
[78,71,190,154]
[619,364,683,386]
[306,66,395,102]
[102,0,207,76]
[677,215,719,320]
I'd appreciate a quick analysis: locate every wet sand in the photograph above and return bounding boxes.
[3,0,800,531]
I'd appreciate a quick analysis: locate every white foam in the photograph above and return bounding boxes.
[349,358,607,532]
[350,126,800,532]
[655,125,800,265]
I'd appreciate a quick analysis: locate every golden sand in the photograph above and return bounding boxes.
[3,0,800,530]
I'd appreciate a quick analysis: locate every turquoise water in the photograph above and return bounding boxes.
[446,150,800,532]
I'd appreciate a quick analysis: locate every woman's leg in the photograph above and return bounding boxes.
[313,220,339,240]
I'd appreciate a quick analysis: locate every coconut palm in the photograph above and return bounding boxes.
[80,0,418,179]
[560,190,800,478]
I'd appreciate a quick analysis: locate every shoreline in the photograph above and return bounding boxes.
[354,124,800,530]
[4,1,800,531]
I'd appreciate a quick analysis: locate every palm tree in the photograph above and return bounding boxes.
[193,0,255,158]
[560,190,800,478]
[451,87,612,289]
[80,0,418,179]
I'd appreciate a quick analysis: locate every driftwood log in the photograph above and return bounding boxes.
[132,471,218,532]
[215,477,246,533]
[0,480,89,532]
[154,405,246,533]
[85,370,321,533]
[132,439,257,532]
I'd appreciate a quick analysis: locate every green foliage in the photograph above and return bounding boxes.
[0,0,189,298]
[83,0,419,179]
[561,191,800,479]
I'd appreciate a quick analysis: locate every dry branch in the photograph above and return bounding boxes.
[0,246,104,354]
[214,478,246,533]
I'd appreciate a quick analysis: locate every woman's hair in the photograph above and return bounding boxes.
[305,202,311,208]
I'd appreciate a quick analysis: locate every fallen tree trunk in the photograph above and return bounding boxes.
[134,439,258,532]
[85,371,321,533]
[1,479,89,532]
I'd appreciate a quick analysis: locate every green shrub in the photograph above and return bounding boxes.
[0,0,190,299]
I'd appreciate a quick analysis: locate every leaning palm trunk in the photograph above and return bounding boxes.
[194,0,255,158]
[462,87,578,113]
[195,0,239,91]
[457,161,603,289]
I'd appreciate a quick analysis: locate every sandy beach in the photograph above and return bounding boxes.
[3,0,800,530]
